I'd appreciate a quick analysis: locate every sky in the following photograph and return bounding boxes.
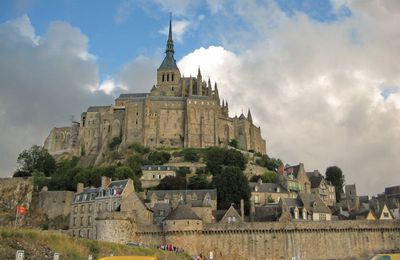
[0,0,399,196]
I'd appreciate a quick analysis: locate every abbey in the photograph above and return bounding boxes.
[44,18,266,162]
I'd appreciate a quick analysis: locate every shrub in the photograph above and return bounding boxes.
[182,148,200,162]
[146,151,170,165]
[109,137,122,150]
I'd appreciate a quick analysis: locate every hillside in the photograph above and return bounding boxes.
[0,228,190,260]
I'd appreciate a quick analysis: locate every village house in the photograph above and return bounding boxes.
[249,179,289,205]
[146,189,217,223]
[306,170,336,207]
[281,193,332,221]
[140,165,177,189]
[69,176,152,239]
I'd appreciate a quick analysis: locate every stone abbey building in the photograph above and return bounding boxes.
[44,18,266,163]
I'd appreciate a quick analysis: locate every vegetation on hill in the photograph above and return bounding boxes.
[15,145,56,177]
[249,170,277,183]
[255,155,283,172]
[0,228,189,260]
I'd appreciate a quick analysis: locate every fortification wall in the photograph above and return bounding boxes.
[136,220,400,260]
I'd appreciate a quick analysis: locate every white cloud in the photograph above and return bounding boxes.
[177,1,400,195]
[159,19,191,43]
[0,16,113,176]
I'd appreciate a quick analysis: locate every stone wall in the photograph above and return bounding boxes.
[97,215,400,260]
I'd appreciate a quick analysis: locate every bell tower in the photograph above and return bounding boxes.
[154,14,181,96]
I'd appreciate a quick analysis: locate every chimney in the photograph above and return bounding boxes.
[240,199,244,221]
[250,199,255,222]
[77,182,84,193]
[278,165,284,175]
[101,176,112,189]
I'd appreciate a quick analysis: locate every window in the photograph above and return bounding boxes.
[74,206,78,213]
[80,217,84,226]
[320,214,326,220]
[171,73,174,81]
[73,217,77,226]
[254,195,260,204]
[80,205,85,213]
[167,74,170,81]
[162,74,165,82]
[383,212,389,218]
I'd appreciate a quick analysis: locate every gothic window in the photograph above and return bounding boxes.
[167,74,170,81]
[171,73,174,81]
[162,74,165,82]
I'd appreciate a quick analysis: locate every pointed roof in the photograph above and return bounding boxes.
[239,113,246,120]
[164,204,201,220]
[158,14,178,70]
[247,109,253,123]
[197,67,202,77]
[219,204,243,223]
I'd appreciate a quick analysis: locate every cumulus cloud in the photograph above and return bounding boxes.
[177,1,400,195]
[0,16,113,176]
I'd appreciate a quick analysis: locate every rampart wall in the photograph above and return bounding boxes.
[97,216,400,260]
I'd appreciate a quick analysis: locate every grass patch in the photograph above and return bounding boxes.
[0,227,190,260]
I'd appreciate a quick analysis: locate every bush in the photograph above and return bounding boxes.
[13,170,32,178]
[188,174,211,189]
[156,176,186,190]
[109,137,122,150]
[176,167,191,177]
[146,151,171,165]
[228,139,239,148]
[182,148,200,162]
[128,142,150,154]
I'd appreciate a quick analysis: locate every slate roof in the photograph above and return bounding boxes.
[254,204,282,222]
[385,185,400,196]
[298,193,331,214]
[142,165,177,171]
[74,179,129,203]
[158,53,179,70]
[146,189,217,200]
[309,176,323,189]
[249,182,287,193]
[282,198,303,208]
[219,205,242,223]
[164,204,201,220]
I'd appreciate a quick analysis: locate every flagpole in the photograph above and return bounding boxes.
[14,206,18,228]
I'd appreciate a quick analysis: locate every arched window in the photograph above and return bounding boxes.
[167,74,170,81]
[171,73,174,81]
[162,74,165,82]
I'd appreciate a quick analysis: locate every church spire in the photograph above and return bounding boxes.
[166,13,174,55]
[247,108,253,123]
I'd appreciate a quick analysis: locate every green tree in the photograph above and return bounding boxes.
[128,142,150,154]
[176,167,191,178]
[256,155,283,172]
[17,145,56,176]
[212,166,251,213]
[115,166,134,179]
[126,154,144,178]
[205,147,226,175]
[109,137,122,150]
[228,139,239,148]
[188,174,211,189]
[325,166,345,202]
[156,176,186,190]
[182,148,200,162]
[32,171,50,190]
[224,149,247,170]
[146,151,171,165]
[261,170,277,183]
